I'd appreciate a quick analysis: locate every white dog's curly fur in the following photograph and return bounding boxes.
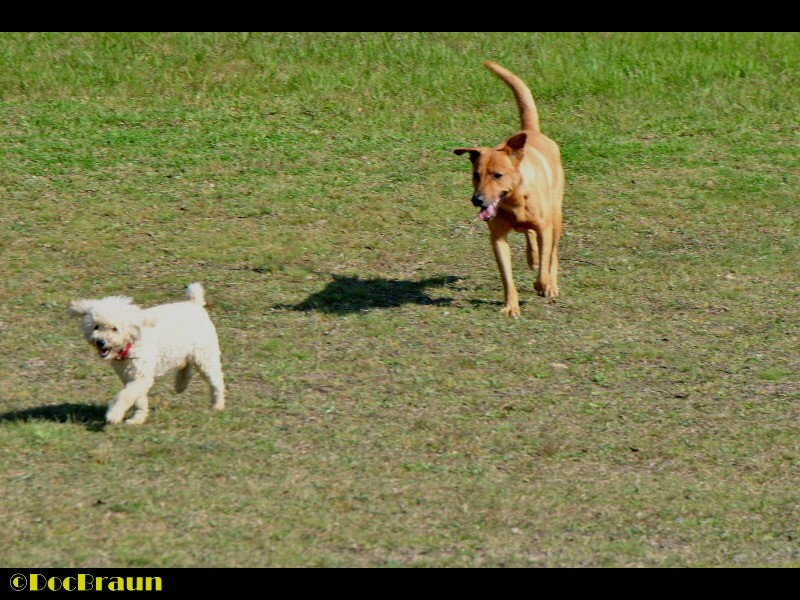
[68,283,225,425]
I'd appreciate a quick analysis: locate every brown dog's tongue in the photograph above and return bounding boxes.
[478,203,496,221]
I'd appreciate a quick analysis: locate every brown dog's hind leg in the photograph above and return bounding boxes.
[525,229,539,270]
[550,221,561,297]
[534,225,559,298]
[489,221,520,316]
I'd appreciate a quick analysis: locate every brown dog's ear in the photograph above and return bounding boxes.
[504,133,528,158]
[454,148,481,163]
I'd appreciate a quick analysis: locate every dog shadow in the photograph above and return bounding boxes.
[468,299,528,308]
[0,403,107,431]
[278,274,461,314]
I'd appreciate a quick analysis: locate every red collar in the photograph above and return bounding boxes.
[115,343,133,360]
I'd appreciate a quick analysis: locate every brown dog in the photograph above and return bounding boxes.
[455,61,565,317]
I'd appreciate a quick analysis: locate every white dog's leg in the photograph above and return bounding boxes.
[175,364,193,393]
[195,355,225,410]
[106,378,154,425]
[125,395,150,425]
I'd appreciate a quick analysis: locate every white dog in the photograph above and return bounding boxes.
[68,283,225,425]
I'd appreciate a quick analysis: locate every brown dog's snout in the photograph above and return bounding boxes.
[471,194,486,207]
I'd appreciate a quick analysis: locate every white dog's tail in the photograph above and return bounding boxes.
[186,282,206,306]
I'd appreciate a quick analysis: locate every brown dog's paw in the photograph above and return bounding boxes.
[500,304,521,318]
[535,281,559,298]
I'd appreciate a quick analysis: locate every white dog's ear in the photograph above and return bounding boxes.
[129,316,157,340]
[67,300,94,317]
[129,323,142,340]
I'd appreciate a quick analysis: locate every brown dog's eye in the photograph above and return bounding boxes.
[493,173,503,180]
[473,172,480,182]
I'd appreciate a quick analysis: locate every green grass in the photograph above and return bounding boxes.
[1,32,799,567]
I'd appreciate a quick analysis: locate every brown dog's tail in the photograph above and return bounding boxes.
[484,60,540,133]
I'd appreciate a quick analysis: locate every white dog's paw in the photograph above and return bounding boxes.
[125,411,148,425]
[105,411,124,425]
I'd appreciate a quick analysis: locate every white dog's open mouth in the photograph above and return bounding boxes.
[478,198,502,222]
[98,348,111,359]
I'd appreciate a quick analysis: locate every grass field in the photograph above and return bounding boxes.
[1,32,799,567]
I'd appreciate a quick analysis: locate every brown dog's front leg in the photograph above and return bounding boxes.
[490,226,520,317]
